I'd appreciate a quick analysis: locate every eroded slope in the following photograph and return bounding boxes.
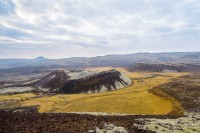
[33,69,132,94]
[150,73,200,113]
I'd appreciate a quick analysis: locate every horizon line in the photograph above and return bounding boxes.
[0,51,200,60]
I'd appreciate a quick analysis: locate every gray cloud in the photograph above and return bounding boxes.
[0,0,200,58]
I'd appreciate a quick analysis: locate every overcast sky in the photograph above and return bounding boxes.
[0,0,200,59]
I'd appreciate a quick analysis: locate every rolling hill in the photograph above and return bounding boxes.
[1,52,200,69]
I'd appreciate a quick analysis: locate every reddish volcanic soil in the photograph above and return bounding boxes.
[0,111,167,133]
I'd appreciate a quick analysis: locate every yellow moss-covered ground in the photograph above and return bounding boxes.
[21,69,187,114]
[0,93,36,101]
[0,68,187,115]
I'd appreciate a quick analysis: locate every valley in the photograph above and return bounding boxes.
[0,65,199,132]
[0,68,186,115]
[1,0,200,132]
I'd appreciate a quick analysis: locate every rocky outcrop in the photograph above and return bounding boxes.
[137,113,200,133]
[91,123,128,133]
[60,69,132,94]
[33,70,69,90]
[33,69,132,94]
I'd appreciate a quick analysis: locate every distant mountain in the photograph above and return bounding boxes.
[1,52,200,69]
[34,56,48,61]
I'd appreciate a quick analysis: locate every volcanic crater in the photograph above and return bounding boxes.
[33,69,132,94]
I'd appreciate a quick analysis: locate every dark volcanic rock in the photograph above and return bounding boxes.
[33,70,69,89]
[32,69,132,94]
[0,111,157,133]
[60,69,132,94]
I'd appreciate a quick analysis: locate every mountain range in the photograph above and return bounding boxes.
[1,52,200,69]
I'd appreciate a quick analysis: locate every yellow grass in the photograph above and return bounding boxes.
[0,68,187,115]
[19,70,187,115]
[84,67,114,71]
[84,67,128,73]
[0,93,36,101]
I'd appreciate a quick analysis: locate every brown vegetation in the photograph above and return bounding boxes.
[150,73,200,113]
[127,63,200,72]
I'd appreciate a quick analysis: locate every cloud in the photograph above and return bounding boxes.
[0,0,200,58]
[0,0,15,15]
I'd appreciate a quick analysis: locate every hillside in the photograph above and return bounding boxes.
[33,69,132,94]
[150,73,200,113]
[1,52,200,69]
[33,70,69,89]
[60,69,132,93]
[127,63,200,72]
